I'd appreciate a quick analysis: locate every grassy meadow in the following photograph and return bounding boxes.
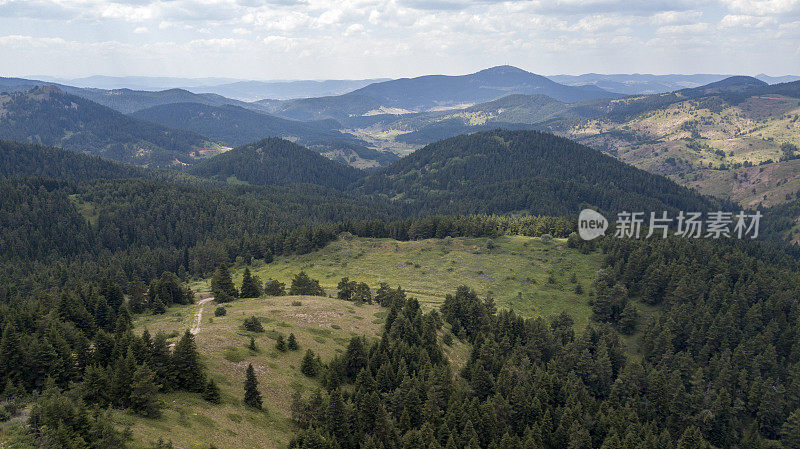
[119,234,602,448]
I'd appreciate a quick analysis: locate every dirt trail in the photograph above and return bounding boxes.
[190,296,214,335]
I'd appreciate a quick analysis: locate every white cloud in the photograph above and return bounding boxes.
[0,0,797,77]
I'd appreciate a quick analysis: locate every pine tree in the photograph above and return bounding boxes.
[0,323,23,384]
[244,363,262,409]
[203,379,221,404]
[276,335,287,352]
[289,271,326,296]
[249,337,258,352]
[288,333,299,351]
[211,265,238,301]
[264,279,286,296]
[172,330,205,392]
[677,426,711,449]
[782,409,800,449]
[129,364,161,417]
[240,268,262,299]
[301,349,318,377]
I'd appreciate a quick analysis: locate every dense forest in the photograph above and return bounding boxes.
[0,86,213,166]
[2,124,800,448]
[362,130,731,216]
[288,233,800,448]
[188,138,365,189]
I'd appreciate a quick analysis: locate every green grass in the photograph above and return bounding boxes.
[122,235,602,448]
[215,235,602,329]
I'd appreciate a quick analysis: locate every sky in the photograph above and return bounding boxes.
[1,0,799,79]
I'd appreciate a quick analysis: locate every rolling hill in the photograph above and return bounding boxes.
[131,102,397,168]
[359,129,728,216]
[188,137,365,189]
[0,86,222,167]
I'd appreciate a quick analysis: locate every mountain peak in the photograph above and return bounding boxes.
[476,65,531,76]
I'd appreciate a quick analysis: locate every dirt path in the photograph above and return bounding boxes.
[190,296,214,335]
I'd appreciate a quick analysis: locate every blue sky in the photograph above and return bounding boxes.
[1,0,798,79]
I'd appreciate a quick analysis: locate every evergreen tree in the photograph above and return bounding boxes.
[203,379,221,404]
[0,323,23,384]
[782,409,800,449]
[264,279,286,296]
[338,277,355,301]
[249,337,258,352]
[211,265,238,301]
[129,364,161,417]
[244,364,262,409]
[289,271,326,296]
[301,349,318,377]
[288,333,299,351]
[276,335,287,352]
[240,268,262,298]
[172,330,205,392]
[677,426,711,449]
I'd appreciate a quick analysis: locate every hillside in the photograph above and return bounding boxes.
[188,138,365,189]
[117,233,599,448]
[0,86,222,167]
[132,102,397,168]
[0,140,146,181]
[360,129,728,216]
[558,79,800,206]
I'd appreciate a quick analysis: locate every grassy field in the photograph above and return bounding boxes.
[117,234,601,448]
[124,295,389,449]
[217,235,602,329]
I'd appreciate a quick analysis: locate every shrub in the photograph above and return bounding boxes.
[214,306,227,317]
[243,316,264,333]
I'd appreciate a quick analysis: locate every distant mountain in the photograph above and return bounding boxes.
[538,78,800,207]
[35,75,391,101]
[360,129,727,216]
[193,79,391,101]
[263,66,618,122]
[0,86,217,167]
[756,74,800,84]
[69,87,254,114]
[548,74,732,95]
[349,65,618,109]
[189,137,364,189]
[255,94,385,122]
[131,102,397,167]
[33,75,243,90]
[0,77,256,114]
[0,77,50,94]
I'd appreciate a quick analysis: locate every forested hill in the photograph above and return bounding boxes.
[0,86,218,167]
[360,129,730,216]
[188,137,365,190]
[0,140,145,181]
[130,102,397,167]
[130,102,354,148]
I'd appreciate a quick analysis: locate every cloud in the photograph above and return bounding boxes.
[720,0,800,15]
[0,0,797,78]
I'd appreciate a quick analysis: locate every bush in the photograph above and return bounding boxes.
[242,316,264,333]
[214,306,227,317]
